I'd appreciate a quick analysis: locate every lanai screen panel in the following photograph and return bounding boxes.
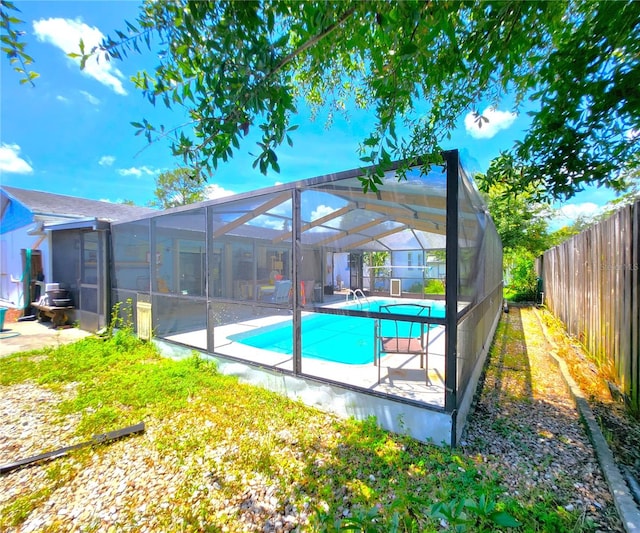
[208,190,294,372]
[294,164,451,408]
[111,219,150,293]
[151,209,207,339]
[110,219,151,328]
[304,166,448,252]
[455,165,503,409]
[209,190,292,302]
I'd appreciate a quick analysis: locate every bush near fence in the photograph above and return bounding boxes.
[538,200,639,414]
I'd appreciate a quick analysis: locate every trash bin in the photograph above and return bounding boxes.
[536,277,544,306]
[0,307,7,331]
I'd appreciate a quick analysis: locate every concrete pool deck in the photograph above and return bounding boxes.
[165,301,448,408]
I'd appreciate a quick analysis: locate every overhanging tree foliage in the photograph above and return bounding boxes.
[1,0,38,86]
[3,1,639,198]
[85,0,640,198]
[485,1,640,199]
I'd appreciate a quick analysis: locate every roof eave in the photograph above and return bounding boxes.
[44,218,111,232]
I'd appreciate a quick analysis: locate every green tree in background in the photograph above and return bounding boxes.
[547,168,640,238]
[150,168,205,209]
[478,162,639,300]
[546,226,581,249]
[481,185,549,257]
[603,168,640,211]
[476,173,551,301]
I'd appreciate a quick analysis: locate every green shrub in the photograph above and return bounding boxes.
[407,282,423,293]
[505,250,537,301]
[424,279,445,295]
[406,279,445,295]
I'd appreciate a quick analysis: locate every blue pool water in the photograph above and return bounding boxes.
[228,299,445,365]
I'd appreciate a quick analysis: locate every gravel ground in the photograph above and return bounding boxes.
[0,384,301,533]
[462,306,624,532]
[0,305,632,531]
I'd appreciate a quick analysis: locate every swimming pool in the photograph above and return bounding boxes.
[228,299,445,365]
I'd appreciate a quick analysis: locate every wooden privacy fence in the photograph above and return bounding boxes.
[538,200,639,413]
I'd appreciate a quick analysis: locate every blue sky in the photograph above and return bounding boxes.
[1,1,617,227]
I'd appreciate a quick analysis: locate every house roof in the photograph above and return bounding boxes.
[1,186,154,223]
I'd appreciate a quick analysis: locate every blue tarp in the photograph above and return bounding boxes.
[1,194,33,234]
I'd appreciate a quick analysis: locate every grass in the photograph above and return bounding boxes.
[0,326,600,531]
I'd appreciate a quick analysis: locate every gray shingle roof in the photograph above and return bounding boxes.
[2,186,154,222]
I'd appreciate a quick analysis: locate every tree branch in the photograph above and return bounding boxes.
[192,6,358,158]
[265,6,357,84]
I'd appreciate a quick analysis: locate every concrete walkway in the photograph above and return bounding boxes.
[0,319,90,358]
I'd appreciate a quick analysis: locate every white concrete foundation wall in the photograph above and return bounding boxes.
[154,338,453,446]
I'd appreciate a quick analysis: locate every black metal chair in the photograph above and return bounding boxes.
[374,303,431,385]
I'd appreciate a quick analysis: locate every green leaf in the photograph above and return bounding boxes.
[491,511,522,527]
[398,42,418,57]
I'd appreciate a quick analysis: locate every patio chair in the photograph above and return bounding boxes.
[373,303,431,385]
[302,279,315,304]
[272,279,292,304]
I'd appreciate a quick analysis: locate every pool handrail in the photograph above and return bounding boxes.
[345,288,370,310]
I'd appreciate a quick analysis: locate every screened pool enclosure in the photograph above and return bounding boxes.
[111,150,502,446]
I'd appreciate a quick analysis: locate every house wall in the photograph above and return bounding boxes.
[0,222,51,309]
[389,251,446,293]
[331,252,350,289]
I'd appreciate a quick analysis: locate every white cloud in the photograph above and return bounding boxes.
[627,128,639,141]
[305,204,339,234]
[0,143,33,174]
[311,204,336,221]
[32,17,127,95]
[98,155,115,166]
[464,107,517,139]
[204,184,235,200]
[56,95,70,103]
[80,90,100,105]
[553,202,602,227]
[117,166,157,177]
[253,215,287,230]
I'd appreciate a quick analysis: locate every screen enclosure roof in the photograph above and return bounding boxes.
[113,156,488,253]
